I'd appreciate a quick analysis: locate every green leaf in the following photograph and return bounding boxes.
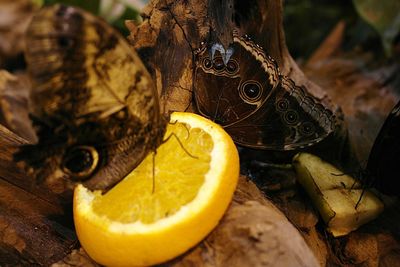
[41,0,143,35]
[31,0,44,7]
[99,0,126,23]
[111,6,140,36]
[353,0,400,56]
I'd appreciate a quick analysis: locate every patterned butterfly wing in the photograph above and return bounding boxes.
[194,32,336,150]
[366,100,400,195]
[15,5,166,194]
[195,34,280,126]
[227,76,336,149]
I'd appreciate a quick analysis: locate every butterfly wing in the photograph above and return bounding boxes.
[194,33,280,126]
[366,100,400,195]
[194,33,336,150]
[15,5,165,194]
[226,76,336,149]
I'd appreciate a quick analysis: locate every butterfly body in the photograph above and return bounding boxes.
[15,5,166,195]
[194,32,336,150]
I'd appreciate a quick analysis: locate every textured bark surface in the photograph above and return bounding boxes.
[0,124,77,266]
[0,178,77,266]
[167,176,319,267]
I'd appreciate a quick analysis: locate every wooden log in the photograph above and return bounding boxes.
[0,124,77,265]
[168,176,320,267]
[0,178,77,265]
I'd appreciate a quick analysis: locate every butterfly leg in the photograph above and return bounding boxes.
[162,132,198,159]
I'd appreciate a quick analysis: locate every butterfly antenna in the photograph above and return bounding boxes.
[355,176,369,209]
[168,121,191,139]
[354,167,372,209]
[355,188,365,209]
[189,49,197,113]
[328,167,365,208]
[161,94,165,116]
[184,98,192,112]
[350,178,359,190]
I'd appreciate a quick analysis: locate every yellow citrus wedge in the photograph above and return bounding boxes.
[73,112,239,266]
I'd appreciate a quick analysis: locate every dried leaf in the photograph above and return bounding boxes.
[0,70,36,142]
[0,0,37,67]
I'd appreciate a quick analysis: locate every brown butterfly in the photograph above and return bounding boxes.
[14,4,166,196]
[194,32,336,150]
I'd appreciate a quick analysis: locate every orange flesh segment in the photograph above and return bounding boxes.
[92,123,213,224]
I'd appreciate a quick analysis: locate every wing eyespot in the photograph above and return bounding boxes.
[276,98,290,112]
[299,122,316,136]
[283,110,299,125]
[203,58,212,69]
[226,59,239,74]
[213,57,225,71]
[239,80,263,104]
[62,145,99,180]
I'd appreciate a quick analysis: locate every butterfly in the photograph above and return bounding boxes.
[14,4,166,196]
[365,100,400,195]
[194,32,336,150]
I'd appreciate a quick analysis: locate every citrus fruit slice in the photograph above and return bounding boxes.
[73,112,239,266]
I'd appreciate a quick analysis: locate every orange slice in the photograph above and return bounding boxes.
[73,112,239,266]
